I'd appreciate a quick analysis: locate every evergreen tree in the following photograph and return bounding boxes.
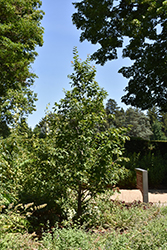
[17,118,33,138]
[147,106,167,140]
[125,108,152,139]
[161,112,167,138]
[151,120,167,140]
[106,98,125,128]
[147,107,160,126]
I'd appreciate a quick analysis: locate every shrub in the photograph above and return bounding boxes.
[0,233,45,250]
[80,190,157,231]
[0,191,167,249]
[41,226,95,250]
[104,213,167,249]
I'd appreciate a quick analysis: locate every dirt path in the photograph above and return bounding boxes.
[111,189,167,205]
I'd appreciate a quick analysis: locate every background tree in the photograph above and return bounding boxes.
[0,0,44,126]
[147,106,161,127]
[33,114,53,138]
[72,0,167,111]
[106,98,125,128]
[17,118,33,138]
[105,100,153,139]
[147,106,167,140]
[151,120,167,140]
[124,108,153,139]
[161,112,167,138]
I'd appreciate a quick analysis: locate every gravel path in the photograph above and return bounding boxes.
[111,189,167,205]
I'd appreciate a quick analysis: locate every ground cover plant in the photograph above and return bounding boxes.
[1,191,167,249]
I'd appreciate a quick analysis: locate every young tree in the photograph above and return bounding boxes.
[0,0,44,125]
[72,0,167,111]
[48,48,129,218]
[0,49,129,225]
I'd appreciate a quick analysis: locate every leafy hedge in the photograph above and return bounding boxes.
[118,151,167,189]
[125,137,167,156]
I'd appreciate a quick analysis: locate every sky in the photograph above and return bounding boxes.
[28,0,131,128]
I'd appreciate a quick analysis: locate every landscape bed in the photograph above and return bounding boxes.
[1,192,167,250]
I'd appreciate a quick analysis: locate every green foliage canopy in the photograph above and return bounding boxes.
[0,0,44,124]
[72,0,167,111]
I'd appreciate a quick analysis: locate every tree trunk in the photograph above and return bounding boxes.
[77,184,82,219]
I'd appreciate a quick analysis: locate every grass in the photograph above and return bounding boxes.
[1,191,167,249]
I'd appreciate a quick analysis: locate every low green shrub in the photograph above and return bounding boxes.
[0,134,69,231]
[0,204,28,236]
[41,226,97,250]
[0,232,45,250]
[104,213,167,249]
[40,196,167,250]
[0,191,167,249]
[80,190,158,231]
[0,197,47,236]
